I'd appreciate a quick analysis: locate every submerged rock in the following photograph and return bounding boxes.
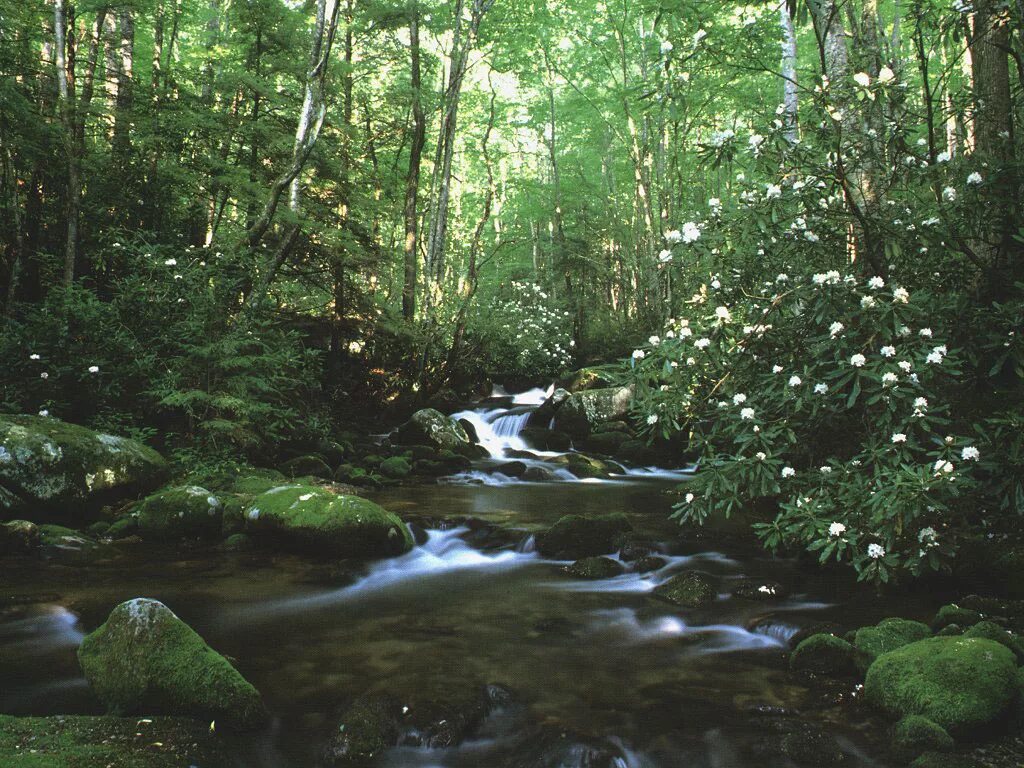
[566,556,625,579]
[133,485,223,540]
[535,514,632,559]
[789,633,858,677]
[321,692,401,765]
[652,571,716,608]
[394,409,472,451]
[0,414,168,519]
[0,714,231,768]
[553,386,634,438]
[77,598,265,729]
[243,484,412,557]
[864,636,1018,732]
[501,725,627,768]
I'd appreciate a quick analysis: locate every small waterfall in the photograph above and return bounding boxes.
[516,534,536,553]
[452,406,542,459]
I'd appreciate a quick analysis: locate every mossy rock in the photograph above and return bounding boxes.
[0,519,40,554]
[552,386,634,438]
[0,414,168,519]
[615,439,658,465]
[243,485,412,558]
[962,620,1024,663]
[580,430,629,456]
[535,513,632,559]
[854,618,931,671]
[134,485,223,540]
[77,598,265,729]
[790,633,858,676]
[104,516,138,539]
[281,454,333,479]
[320,692,400,764]
[652,571,716,609]
[219,470,287,496]
[864,636,1017,732]
[565,556,625,579]
[546,452,614,479]
[0,714,231,767]
[555,366,615,393]
[378,457,411,480]
[223,533,254,552]
[37,524,108,564]
[910,754,984,768]
[892,715,953,759]
[394,409,471,451]
[932,604,984,632]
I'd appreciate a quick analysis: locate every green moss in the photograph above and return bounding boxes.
[932,604,984,632]
[223,533,254,551]
[220,471,287,496]
[854,618,931,671]
[0,714,231,767]
[0,414,168,519]
[789,633,858,676]
[962,620,1024,663]
[394,409,471,450]
[104,516,137,539]
[893,715,953,758]
[565,556,625,579]
[652,572,716,609]
[864,636,1017,732]
[134,485,222,540]
[378,457,411,479]
[546,453,613,479]
[244,484,412,557]
[77,598,265,730]
[910,754,984,768]
[281,455,333,479]
[535,513,632,559]
[320,693,399,763]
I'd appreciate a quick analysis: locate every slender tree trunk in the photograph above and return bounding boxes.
[54,0,78,287]
[780,0,799,142]
[402,0,425,321]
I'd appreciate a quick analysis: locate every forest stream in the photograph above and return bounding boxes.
[0,386,939,768]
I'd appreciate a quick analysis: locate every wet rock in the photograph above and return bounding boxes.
[502,726,626,768]
[321,692,401,765]
[409,445,442,462]
[614,439,658,466]
[635,555,667,573]
[282,454,333,479]
[37,524,109,564]
[535,514,632,559]
[0,519,40,554]
[394,409,472,451]
[652,571,716,608]
[545,452,614,479]
[566,556,625,579]
[522,466,556,482]
[0,714,231,768]
[223,533,255,551]
[397,685,493,748]
[789,634,858,677]
[457,418,480,444]
[496,461,527,478]
[378,457,411,480]
[553,386,634,438]
[103,516,138,540]
[580,430,628,456]
[932,604,984,632]
[893,715,954,759]
[520,427,572,452]
[0,414,168,519]
[865,636,1018,733]
[731,579,788,601]
[243,484,412,558]
[779,728,845,765]
[133,485,223,540]
[789,622,844,650]
[617,538,657,562]
[911,754,984,768]
[555,367,615,393]
[505,448,540,461]
[78,598,265,729]
[853,617,931,671]
[525,388,570,429]
[407,522,429,546]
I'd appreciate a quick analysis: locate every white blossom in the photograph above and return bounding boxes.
[867,543,886,559]
[891,432,907,443]
[829,522,846,536]
[781,467,796,478]
[961,446,980,461]
[788,375,802,387]
[733,393,748,405]
[868,276,885,289]
[740,407,755,420]
[966,172,983,186]
[814,383,828,395]
[880,346,896,358]
[850,354,867,367]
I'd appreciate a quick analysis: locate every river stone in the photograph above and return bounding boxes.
[133,485,223,540]
[77,598,265,729]
[732,579,788,601]
[931,604,984,632]
[0,714,231,768]
[864,636,1018,732]
[37,524,109,564]
[652,571,716,608]
[556,367,615,393]
[321,692,401,764]
[378,456,411,479]
[853,617,931,671]
[243,484,412,557]
[892,715,954,759]
[0,519,40,554]
[394,409,472,451]
[553,386,634,438]
[0,414,168,519]
[546,452,614,479]
[566,556,625,579]
[281,454,333,479]
[502,725,626,768]
[789,633,858,676]
[535,514,632,559]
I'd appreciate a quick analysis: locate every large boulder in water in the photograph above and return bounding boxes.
[133,485,223,540]
[0,414,168,519]
[864,636,1018,733]
[535,514,632,559]
[552,387,634,438]
[394,409,473,452]
[77,598,265,730]
[243,484,412,557]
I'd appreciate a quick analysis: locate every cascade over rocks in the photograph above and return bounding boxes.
[77,598,265,729]
[0,414,168,520]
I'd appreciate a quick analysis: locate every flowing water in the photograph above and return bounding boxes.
[0,388,932,766]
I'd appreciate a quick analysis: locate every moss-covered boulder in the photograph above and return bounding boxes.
[0,714,232,768]
[0,519,40,554]
[546,452,615,479]
[77,598,265,729]
[243,485,412,558]
[320,692,401,765]
[854,618,931,671]
[552,386,634,438]
[910,753,984,768]
[962,620,1024,663]
[556,367,615,393]
[37,524,109,564]
[566,556,625,579]
[0,415,168,519]
[281,454,333,479]
[652,572,716,609]
[535,513,632,559]
[394,409,472,451]
[864,636,1018,732]
[789,633,858,676]
[133,485,223,540]
[931,604,984,632]
[892,715,953,758]
[378,457,411,480]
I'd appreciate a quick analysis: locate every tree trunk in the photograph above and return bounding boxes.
[402,0,425,321]
[54,0,78,287]
[779,0,799,142]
